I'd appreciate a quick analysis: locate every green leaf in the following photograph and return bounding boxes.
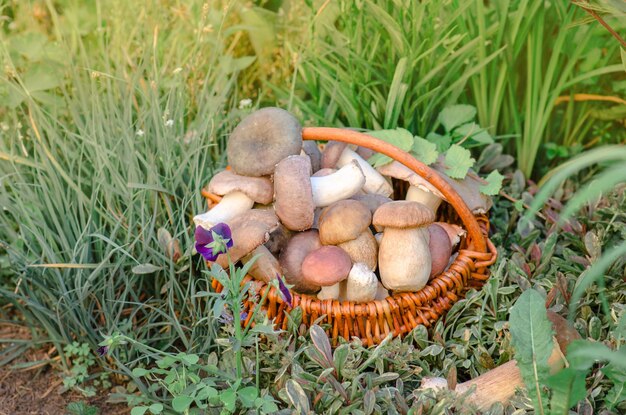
[132,263,163,274]
[367,128,414,167]
[132,368,150,377]
[479,170,504,196]
[148,403,163,414]
[426,132,452,153]
[411,136,439,165]
[172,395,194,412]
[443,145,475,179]
[177,353,199,365]
[454,122,494,145]
[220,388,237,412]
[285,379,310,413]
[509,289,554,414]
[130,407,149,415]
[23,64,63,93]
[238,386,259,408]
[546,368,587,414]
[621,48,626,72]
[603,363,626,409]
[439,105,476,132]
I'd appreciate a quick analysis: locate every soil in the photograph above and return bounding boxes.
[0,321,129,415]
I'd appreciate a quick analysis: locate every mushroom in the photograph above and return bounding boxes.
[274,156,367,231]
[301,246,352,297]
[345,263,378,302]
[264,224,293,257]
[374,282,389,300]
[373,201,435,292]
[377,161,445,214]
[301,141,322,173]
[433,222,466,247]
[350,194,393,216]
[318,200,377,270]
[317,281,346,301]
[241,245,283,283]
[428,223,452,279]
[279,230,323,294]
[420,311,580,410]
[213,209,279,270]
[227,107,302,177]
[431,163,492,215]
[322,141,393,196]
[193,170,273,229]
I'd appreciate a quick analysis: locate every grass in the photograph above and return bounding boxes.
[0,0,625,414]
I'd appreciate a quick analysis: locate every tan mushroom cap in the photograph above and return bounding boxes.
[214,209,279,268]
[351,194,393,215]
[373,201,435,229]
[321,141,349,169]
[208,170,273,204]
[377,161,445,199]
[274,155,315,231]
[301,246,352,286]
[318,199,372,245]
[428,223,452,278]
[279,230,323,294]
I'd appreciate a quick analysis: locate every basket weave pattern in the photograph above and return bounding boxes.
[207,127,498,346]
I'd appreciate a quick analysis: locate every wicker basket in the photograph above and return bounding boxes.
[204,127,498,346]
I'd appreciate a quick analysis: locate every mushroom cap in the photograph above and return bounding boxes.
[356,146,375,161]
[227,107,302,176]
[428,223,452,278]
[208,170,273,204]
[432,161,492,214]
[372,201,435,229]
[318,199,372,245]
[377,161,445,199]
[214,209,279,268]
[301,141,322,173]
[433,222,466,247]
[350,194,393,215]
[321,141,348,169]
[273,155,315,231]
[338,229,378,271]
[279,230,322,294]
[301,246,352,286]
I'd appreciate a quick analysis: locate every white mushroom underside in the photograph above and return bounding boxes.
[379,227,431,292]
[193,191,254,229]
[310,161,365,207]
[345,263,378,302]
[405,185,443,213]
[317,281,345,301]
[336,148,393,196]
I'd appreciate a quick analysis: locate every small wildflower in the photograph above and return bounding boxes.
[240,312,248,321]
[173,67,183,74]
[136,129,145,137]
[218,309,234,324]
[195,223,233,261]
[96,345,109,357]
[238,98,252,109]
[276,273,292,308]
[165,119,174,127]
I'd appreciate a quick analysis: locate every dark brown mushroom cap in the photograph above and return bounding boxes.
[372,201,435,229]
[279,230,323,294]
[351,194,393,215]
[321,141,348,169]
[273,155,315,231]
[302,141,322,173]
[428,223,452,278]
[227,107,302,176]
[301,246,352,286]
[318,199,372,245]
[214,209,279,268]
[208,170,273,204]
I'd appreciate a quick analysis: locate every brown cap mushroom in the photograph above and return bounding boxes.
[301,246,352,287]
[321,141,349,169]
[227,107,302,177]
[318,200,372,245]
[274,155,315,231]
[377,161,445,213]
[433,222,466,247]
[428,223,452,279]
[350,194,393,215]
[279,230,323,294]
[301,141,322,173]
[338,230,378,271]
[432,161,493,214]
[373,201,435,291]
[214,209,279,268]
[241,245,283,283]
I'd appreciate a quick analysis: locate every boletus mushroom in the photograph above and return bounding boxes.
[279,230,323,294]
[301,246,352,299]
[373,201,435,291]
[345,263,378,302]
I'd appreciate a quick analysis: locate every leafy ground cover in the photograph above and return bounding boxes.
[0,0,625,414]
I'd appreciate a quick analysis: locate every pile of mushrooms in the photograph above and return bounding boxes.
[194,107,488,303]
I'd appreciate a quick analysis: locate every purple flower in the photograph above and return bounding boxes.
[276,273,292,308]
[195,223,233,261]
[96,345,109,357]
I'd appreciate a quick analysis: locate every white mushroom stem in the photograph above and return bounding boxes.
[379,227,431,291]
[193,191,254,229]
[345,263,378,302]
[406,185,443,213]
[336,148,393,196]
[317,281,346,301]
[310,161,366,207]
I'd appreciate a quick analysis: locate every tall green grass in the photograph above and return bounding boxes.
[0,0,253,373]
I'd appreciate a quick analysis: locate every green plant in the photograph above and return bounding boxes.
[62,342,109,397]
[66,401,99,415]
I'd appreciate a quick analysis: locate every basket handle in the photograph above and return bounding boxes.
[302,127,488,253]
